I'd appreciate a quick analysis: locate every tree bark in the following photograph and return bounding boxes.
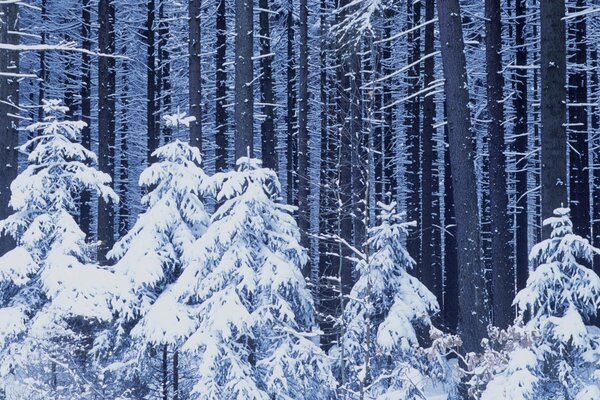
[146,0,157,163]
[259,0,276,169]
[79,0,92,237]
[0,1,19,256]
[297,0,310,278]
[436,0,489,351]
[189,0,202,150]
[405,0,422,271]
[421,0,442,305]
[568,0,589,237]
[486,0,514,328]
[235,0,254,159]
[98,0,117,262]
[287,1,297,204]
[513,0,529,292]
[215,0,228,172]
[540,0,567,234]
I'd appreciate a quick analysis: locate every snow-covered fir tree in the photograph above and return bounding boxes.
[0,100,119,398]
[478,208,600,399]
[337,201,458,399]
[102,137,209,396]
[164,157,336,399]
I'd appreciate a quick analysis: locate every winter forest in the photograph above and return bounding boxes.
[3,0,600,398]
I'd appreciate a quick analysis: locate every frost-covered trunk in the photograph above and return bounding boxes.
[437,0,489,351]
[189,0,202,150]
[485,0,514,329]
[0,1,19,256]
[215,0,228,172]
[567,0,589,238]
[98,0,117,262]
[234,0,253,159]
[540,0,567,234]
[259,0,276,169]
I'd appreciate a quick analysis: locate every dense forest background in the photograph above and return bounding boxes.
[2,0,600,399]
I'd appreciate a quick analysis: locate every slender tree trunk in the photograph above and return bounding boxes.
[158,1,172,143]
[382,10,395,198]
[405,0,422,269]
[118,50,130,239]
[444,124,459,333]
[0,1,19,256]
[568,0,589,237]
[161,345,168,400]
[189,0,202,150]
[259,0,276,169]
[235,0,254,159]
[147,0,158,163]
[38,0,47,122]
[172,349,179,400]
[79,0,92,237]
[514,0,529,292]
[287,1,297,205]
[297,0,310,277]
[436,0,489,351]
[98,0,117,262]
[215,0,228,172]
[421,0,441,304]
[540,0,567,233]
[486,0,514,328]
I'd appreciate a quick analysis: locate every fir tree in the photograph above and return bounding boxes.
[337,201,458,399]
[480,208,600,399]
[0,100,118,398]
[172,157,337,400]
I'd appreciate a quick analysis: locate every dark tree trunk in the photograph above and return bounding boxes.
[215,0,228,172]
[405,0,422,271]
[421,0,442,304]
[97,0,117,262]
[568,0,589,237]
[235,0,254,159]
[297,0,310,278]
[146,0,157,163]
[158,1,172,143]
[38,0,47,123]
[161,345,168,400]
[172,350,179,400]
[118,50,130,239]
[189,0,202,150]
[79,0,92,237]
[540,0,567,233]
[444,123,459,333]
[0,1,19,256]
[382,10,395,198]
[486,0,514,328]
[287,1,297,205]
[513,0,529,292]
[436,0,489,352]
[259,0,276,169]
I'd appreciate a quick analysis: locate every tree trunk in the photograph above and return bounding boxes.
[259,0,276,169]
[486,0,514,328]
[189,0,202,150]
[0,1,19,256]
[118,50,130,239]
[568,0,589,237]
[215,0,228,172]
[79,0,92,237]
[98,0,117,262]
[297,0,310,278]
[158,1,172,143]
[540,0,567,233]
[161,345,168,400]
[436,0,489,351]
[235,0,254,159]
[172,349,179,400]
[513,0,529,292]
[421,0,442,304]
[146,0,157,163]
[286,1,297,205]
[405,0,422,270]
